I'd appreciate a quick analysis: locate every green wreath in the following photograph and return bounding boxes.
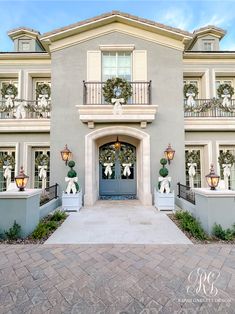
[1,84,18,98]
[217,84,234,98]
[183,84,199,98]
[0,154,15,168]
[218,151,235,167]
[36,84,51,98]
[35,154,50,168]
[99,149,116,164]
[185,150,200,165]
[118,148,136,164]
[102,77,132,104]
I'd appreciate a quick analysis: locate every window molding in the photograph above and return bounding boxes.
[0,142,19,175]
[99,44,135,51]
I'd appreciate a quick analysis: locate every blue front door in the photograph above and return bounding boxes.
[99,142,136,196]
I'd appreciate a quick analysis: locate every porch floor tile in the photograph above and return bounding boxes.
[45,201,192,244]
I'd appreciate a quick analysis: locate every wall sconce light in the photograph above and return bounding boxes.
[15,166,29,191]
[60,144,72,165]
[164,144,175,164]
[114,137,121,150]
[206,163,220,190]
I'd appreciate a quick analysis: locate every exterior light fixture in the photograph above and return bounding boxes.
[15,166,29,191]
[205,163,220,190]
[164,144,175,164]
[114,137,121,150]
[60,144,72,165]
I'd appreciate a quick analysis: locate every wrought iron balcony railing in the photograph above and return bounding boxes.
[184,98,235,118]
[83,81,151,105]
[0,99,51,119]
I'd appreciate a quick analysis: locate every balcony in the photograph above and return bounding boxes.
[0,99,51,132]
[184,98,235,131]
[77,81,158,128]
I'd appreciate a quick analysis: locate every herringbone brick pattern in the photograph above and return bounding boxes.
[0,245,234,313]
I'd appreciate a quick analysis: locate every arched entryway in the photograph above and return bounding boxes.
[84,126,152,206]
[99,141,137,198]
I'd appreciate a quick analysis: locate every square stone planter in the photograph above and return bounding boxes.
[154,189,175,211]
[62,190,82,212]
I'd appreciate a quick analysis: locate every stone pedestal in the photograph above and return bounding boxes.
[193,188,235,235]
[62,190,82,211]
[154,189,175,211]
[0,189,41,238]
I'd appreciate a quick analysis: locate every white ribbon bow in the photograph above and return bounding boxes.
[222,94,231,107]
[3,165,12,179]
[38,165,47,179]
[15,101,26,119]
[112,98,124,115]
[103,163,113,177]
[186,92,196,107]
[158,176,171,194]
[5,94,14,108]
[65,176,78,194]
[38,94,49,108]
[122,163,132,177]
[188,163,197,177]
[222,164,231,178]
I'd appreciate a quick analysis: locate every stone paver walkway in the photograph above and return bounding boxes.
[46,200,191,244]
[0,245,235,313]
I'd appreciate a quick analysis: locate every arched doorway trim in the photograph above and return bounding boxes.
[84,126,152,206]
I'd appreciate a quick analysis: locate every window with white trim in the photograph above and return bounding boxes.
[203,42,213,51]
[185,147,203,188]
[33,79,51,100]
[219,146,235,190]
[0,148,15,191]
[32,148,50,189]
[216,78,234,96]
[102,52,132,81]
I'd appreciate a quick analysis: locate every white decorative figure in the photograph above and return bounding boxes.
[187,162,197,188]
[65,176,78,194]
[14,100,26,119]
[222,164,231,190]
[103,163,113,177]
[38,94,49,118]
[3,165,12,190]
[122,163,132,177]
[38,165,47,190]
[112,98,124,115]
[221,93,231,107]
[158,176,171,194]
[186,92,196,107]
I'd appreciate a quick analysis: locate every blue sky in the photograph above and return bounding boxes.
[0,0,235,51]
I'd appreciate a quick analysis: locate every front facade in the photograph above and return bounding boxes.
[0,11,235,205]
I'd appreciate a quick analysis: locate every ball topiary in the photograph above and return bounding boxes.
[160,158,168,166]
[159,167,168,177]
[66,160,79,192]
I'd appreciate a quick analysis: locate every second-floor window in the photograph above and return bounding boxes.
[0,79,18,100]
[102,52,132,81]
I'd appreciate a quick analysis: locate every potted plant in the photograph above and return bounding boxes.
[62,160,82,211]
[154,158,175,211]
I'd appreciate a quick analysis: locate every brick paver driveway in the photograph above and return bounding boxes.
[0,245,234,313]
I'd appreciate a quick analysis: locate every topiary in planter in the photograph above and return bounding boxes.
[158,158,170,192]
[66,160,79,193]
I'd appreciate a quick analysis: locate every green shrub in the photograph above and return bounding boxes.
[50,210,67,222]
[175,211,207,240]
[212,223,235,241]
[32,222,48,239]
[46,221,58,231]
[5,221,21,240]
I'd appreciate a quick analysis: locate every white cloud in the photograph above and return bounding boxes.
[156,7,193,30]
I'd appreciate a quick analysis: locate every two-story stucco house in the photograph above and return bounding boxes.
[0,11,235,206]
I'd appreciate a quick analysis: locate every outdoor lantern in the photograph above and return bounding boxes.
[205,163,220,190]
[164,144,175,164]
[60,144,72,165]
[114,137,121,150]
[15,166,29,191]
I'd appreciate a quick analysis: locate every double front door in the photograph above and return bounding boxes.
[99,142,136,196]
